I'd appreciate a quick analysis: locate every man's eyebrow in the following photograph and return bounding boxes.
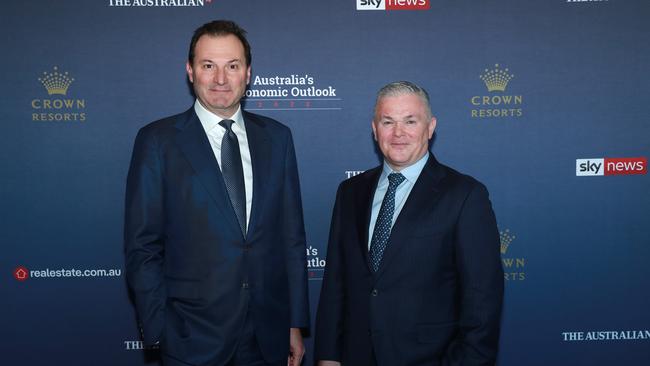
[197,58,243,64]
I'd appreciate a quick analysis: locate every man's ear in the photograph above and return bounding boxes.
[371,120,378,141]
[186,61,194,83]
[428,116,437,139]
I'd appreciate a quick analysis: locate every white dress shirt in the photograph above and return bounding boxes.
[194,100,253,230]
[368,153,429,249]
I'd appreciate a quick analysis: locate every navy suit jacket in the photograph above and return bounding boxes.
[125,108,309,366]
[315,155,503,366]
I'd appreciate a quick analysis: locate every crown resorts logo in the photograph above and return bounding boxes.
[32,66,86,122]
[500,229,525,281]
[480,65,514,92]
[38,67,74,95]
[470,64,523,119]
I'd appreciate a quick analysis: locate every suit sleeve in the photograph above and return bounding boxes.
[446,182,504,366]
[314,184,345,362]
[282,131,310,328]
[124,128,166,346]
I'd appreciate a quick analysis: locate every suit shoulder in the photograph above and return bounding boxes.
[136,110,188,140]
[338,166,381,191]
[438,163,489,194]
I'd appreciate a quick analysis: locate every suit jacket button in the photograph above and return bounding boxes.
[242,282,249,289]
[371,289,378,296]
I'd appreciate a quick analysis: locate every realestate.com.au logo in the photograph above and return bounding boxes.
[13,265,122,281]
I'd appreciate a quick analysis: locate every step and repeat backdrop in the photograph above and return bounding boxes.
[2,0,649,365]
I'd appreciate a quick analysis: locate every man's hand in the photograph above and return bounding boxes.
[317,361,341,366]
[288,328,305,366]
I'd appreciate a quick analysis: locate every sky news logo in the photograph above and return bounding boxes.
[357,0,430,11]
[576,157,647,176]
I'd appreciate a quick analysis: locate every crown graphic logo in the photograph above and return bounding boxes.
[38,66,74,95]
[500,229,515,254]
[480,64,514,92]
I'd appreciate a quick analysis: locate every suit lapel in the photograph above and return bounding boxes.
[374,154,447,279]
[243,112,271,240]
[357,167,382,272]
[174,108,242,236]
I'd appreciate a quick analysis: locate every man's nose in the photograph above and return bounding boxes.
[213,68,226,84]
[393,123,404,137]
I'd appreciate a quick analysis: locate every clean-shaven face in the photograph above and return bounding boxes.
[372,93,436,171]
[186,34,251,119]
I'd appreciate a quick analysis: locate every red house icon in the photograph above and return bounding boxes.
[14,266,29,281]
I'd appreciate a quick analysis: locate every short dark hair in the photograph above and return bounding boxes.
[188,20,252,66]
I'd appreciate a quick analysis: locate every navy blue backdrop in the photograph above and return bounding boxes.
[2,1,649,365]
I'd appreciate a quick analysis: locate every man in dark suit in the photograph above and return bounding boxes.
[315,81,504,366]
[125,20,309,366]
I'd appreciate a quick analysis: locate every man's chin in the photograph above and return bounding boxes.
[387,153,409,162]
[207,101,236,111]
[206,99,230,108]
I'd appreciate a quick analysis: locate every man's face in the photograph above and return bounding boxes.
[186,34,251,119]
[372,93,436,171]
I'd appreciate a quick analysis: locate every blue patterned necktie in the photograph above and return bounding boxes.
[369,172,406,272]
[219,119,246,236]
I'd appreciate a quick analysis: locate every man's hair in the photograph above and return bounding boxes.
[374,81,432,119]
[188,20,252,66]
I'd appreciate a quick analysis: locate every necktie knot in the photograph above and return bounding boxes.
[388,172,406,188]
[219,119,235,132]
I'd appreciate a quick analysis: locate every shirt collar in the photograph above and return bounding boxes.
[193,99,245,133]
[381,153,429,184]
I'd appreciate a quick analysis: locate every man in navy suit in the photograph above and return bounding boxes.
[315,81,504,366]
[125,20,309,366]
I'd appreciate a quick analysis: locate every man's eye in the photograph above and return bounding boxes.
[382,121,393,125]
[203,64,213,69]
[229,64,239,70]
[406,120,416,124]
